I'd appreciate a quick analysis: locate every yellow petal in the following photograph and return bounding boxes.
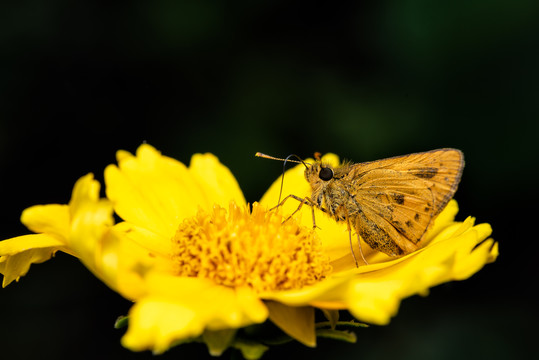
[344,279,403,324]
[145,274,268,328]
[0,234,67,287]
[94,228,156,300]
[0,234,65,256]
[112,221,171,260]
[107,144,204,236]
[104,153,188,239]
[122,273,268,353]
[266,301,316,347]
[189,153,246,208]
[261,274,354,307]
[68,175,113,257]
[122,298,201,354]
[68,173,101,216]
[451,237,497,280]
[21,204,70,240]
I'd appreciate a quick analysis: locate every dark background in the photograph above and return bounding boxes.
[1,1,537,359]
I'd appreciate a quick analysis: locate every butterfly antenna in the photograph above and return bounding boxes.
[255,152,309,205]
[278,154,307,204]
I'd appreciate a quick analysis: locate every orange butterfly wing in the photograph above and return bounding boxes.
[348,149,464,256]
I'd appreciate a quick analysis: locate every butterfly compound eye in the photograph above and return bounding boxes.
[319,167,334,181]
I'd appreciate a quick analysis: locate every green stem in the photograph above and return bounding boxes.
[315,320,368,329]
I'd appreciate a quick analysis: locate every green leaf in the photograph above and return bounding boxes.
[232,338,269,360]
[315,328,357,343]
[114,315,129,329]
[316,320,369,329]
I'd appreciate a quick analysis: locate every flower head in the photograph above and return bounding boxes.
[0,144,498,358]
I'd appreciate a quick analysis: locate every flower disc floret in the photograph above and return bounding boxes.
[171,202,332,293]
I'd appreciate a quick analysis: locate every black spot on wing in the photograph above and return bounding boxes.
[412,167,438,179]
[356,212,404,256]
[391,193,405,204]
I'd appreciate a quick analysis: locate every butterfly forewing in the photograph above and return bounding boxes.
[347,149,464,255]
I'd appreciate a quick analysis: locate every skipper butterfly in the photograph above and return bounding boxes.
[256,149,464,266]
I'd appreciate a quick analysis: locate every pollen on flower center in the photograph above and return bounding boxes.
[170,202,331,293]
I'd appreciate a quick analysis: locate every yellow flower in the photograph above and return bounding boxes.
[0,144,498,358]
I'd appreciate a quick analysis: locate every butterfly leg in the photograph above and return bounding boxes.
[356,232,369,265]
[345,215,369,266]
[345,217,359,267]
[270,194,321,229]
